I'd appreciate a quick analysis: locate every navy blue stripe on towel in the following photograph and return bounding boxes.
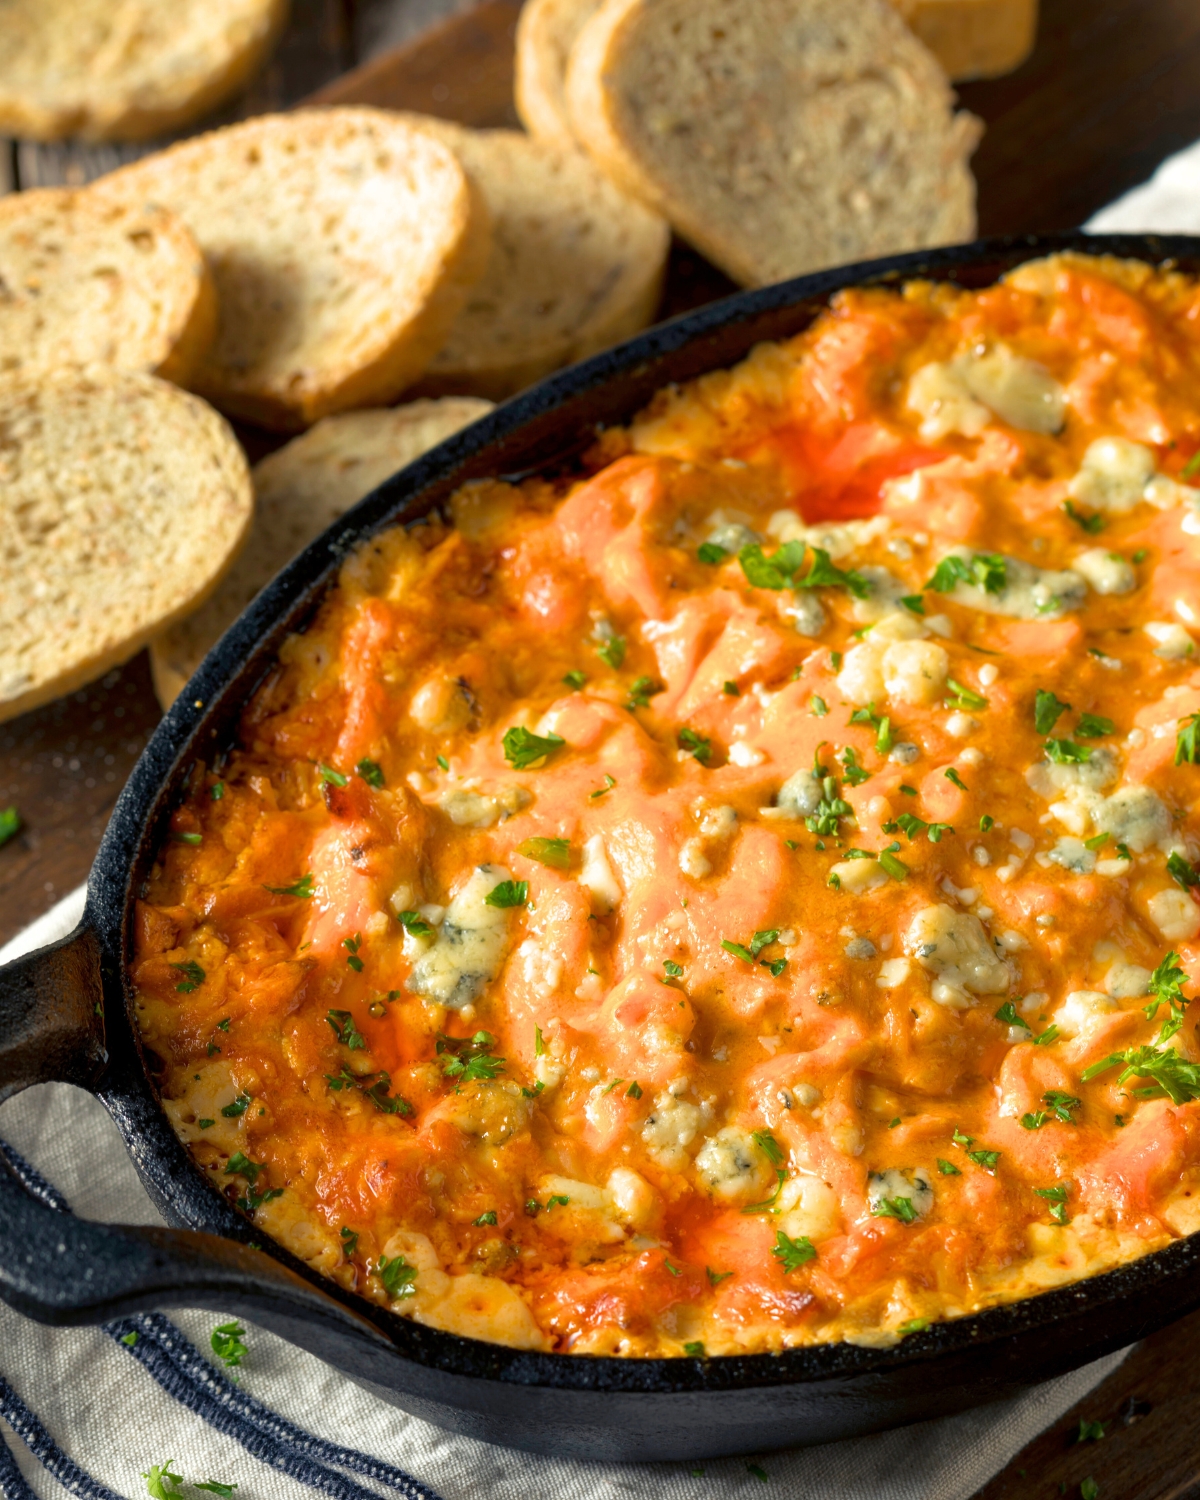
[0,1377,127,1500]
[108,1314,442,1500]
[0,1397,40,1500]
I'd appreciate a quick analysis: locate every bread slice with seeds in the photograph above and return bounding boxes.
[0,187,216,387]
[565,0,982,289]
[150,397,493,708]
[399,116,669,400]
[515,0,601,150]
[94,109,492,431]
[0,0,288,142]
[0,371,252,723]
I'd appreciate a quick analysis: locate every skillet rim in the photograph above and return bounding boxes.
[93,229,1200,1395]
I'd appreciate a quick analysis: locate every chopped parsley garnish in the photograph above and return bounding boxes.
[979,814,995,832]
[436,755,450,771]
[967,1148,1001,1172]
[1117,843,1132,859]
[484,880,528,908]
[936,1158,961,1175]
[663,960,684,979]
[194,1485,238,1497]
[795,546,870,598]
[899,1318,931,1334]
[1145,950,1190,1019]
[698,542,727,565]
[838,746,870,786]
[747,1465,769,1484]
[356,757,385,788]
[264,873,314,899]
[1035,1185,1070,1224]
[772,1230,816,1272]
[1183,451,1200,481]
[707,1266,733,1286]
[901,594,925,615]
[502,725,565,769]
[722,929,785,971]
[1085,832,1110,850]
[342,933,364,971]
[626,1080,643,1099]
[722,680,741,696]
[845,703,894,754]
[1167,851,1200,890]
[221,1094,251,1118]
[397,909,434,937]
[873,1195,917,1223]
[752,1129,784,1165]
[171,831,202,845]
[473,1211,498,1227]
[377,1254,418,1300]
[120,1331,139,1346]
[684,1341,706,1357]
[563,669,587,689]
[890,812,953,844]
[994,1001,1029,1029]
[1032,1024,1060,1047]
[1076,1418,1107,1443]
[1081,1479,1099,1500]
[627,675,664,710]
[944,767,969,791]
[596,634,626,669]
[677,727,712,764]
[804,772,853,836]
[1063,499,1106,534]
[738,539,807,590]
[1034,689,1071,735]
[142,1464,185,1500]
[436,1031,506,1084]
[810,696,829,717]
[362,1073,411,1116]
[945,678,988,711]
[318,763,348,787]
[326,1010,366,1050]
[534,1025,545,1057]
[1176,714,1200,766]
[1044,738,1091,764]
[1082,1041,1200,1103]
[211,1321,247,1368]
[742,1170,787,1215]
[1075,713,1115,739]
[547,1194,570,1210]
[1021,1090,1081,1129]
[210,782,225,801]
[197,1119,214,1130]
[341,1226,359,1256]
[589,773,617,799]
[517,836,571,869]
[878,846,909,881]
[171,960,205,994]
[925,552,1007,595]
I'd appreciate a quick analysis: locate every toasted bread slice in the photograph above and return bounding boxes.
[397,117,669,399]
[0,371,252,723]
[150,397,492,708]
[0,0,288,143]
[0,188,216,387]
[890,0,1037,81]
[516,0,601,150]
[565,0,981,289]
[94,109,493,431]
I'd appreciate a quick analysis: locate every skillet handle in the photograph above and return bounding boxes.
[0,922,107,1104]
[0,1148,398,1379]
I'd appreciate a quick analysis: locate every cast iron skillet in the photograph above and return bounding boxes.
[0,232,1197,1463]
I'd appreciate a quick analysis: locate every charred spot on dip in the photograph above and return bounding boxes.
[135,253,1200,1360]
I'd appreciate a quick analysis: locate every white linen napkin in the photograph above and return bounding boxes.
[0,889,1128,1500]
[4,147,1194,1498]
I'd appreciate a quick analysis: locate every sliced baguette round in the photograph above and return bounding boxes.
[0,371,253,723]
[150,397,492,708]
[0,187,216,387]
[565,0,982,289]
[515,0,601,151]
[0,0,289,143]
[94,109,493,431]
[397,117,669,400]
[890,0,1038,82]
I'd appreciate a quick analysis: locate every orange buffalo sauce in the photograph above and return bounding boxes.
[134,254,1200,1357]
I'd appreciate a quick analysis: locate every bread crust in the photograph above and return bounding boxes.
[0,0,289,143]
[0,187,217,388]
[94,109,493,431]
[150,397,493,707]
[395,117,669,400]
[890,0,1038,81]
[515,0,601,151]
[0,371,252,723]
[566,0,981,289]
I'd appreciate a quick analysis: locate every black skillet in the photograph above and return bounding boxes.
[0,232,1196,1464]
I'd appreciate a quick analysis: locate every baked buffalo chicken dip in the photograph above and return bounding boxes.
[135,254,1200,1358]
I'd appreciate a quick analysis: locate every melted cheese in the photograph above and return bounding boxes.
[133,253,1200,1359]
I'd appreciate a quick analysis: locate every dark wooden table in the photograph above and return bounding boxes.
[4,2,1200,1493]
